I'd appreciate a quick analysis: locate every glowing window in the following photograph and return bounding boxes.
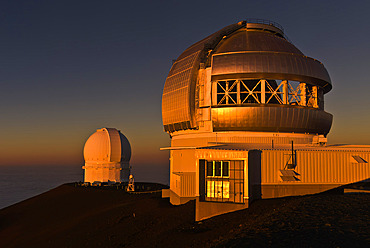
[203,160,244,203]
[207,181,229,199]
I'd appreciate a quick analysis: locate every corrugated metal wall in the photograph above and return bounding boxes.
[261,150,370,184]
[171,172,196,197]
[171,173,181,196]
[173,135,313,147]
[181,172,196,197]
[162,51,200,127]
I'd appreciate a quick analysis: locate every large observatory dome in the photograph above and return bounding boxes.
[83,128,131,183]
[84,128,131,163]
[162,20,333,137]
[161,20,370,221]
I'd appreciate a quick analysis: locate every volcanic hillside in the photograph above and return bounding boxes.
[0,183,369,248]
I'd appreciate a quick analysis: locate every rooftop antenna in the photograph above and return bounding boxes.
[284,141,297,170]
[280,141,300,181]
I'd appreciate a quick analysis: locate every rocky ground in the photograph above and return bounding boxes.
[0,183,369,248]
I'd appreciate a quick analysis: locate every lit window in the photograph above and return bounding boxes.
[207,181,229,199]
[206,161,230,200]
[206,181,214,197]
[203,160,244,203]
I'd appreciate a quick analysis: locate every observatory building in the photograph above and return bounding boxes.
[83,128,131,183]
[161,20,370,220]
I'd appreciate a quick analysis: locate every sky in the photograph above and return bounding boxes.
[0,1,370,182]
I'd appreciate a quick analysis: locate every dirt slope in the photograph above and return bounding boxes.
[0,183,369,248]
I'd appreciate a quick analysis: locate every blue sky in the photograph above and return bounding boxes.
[0,0,369,182]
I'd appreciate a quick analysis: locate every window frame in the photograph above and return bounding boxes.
[206,161,230,178]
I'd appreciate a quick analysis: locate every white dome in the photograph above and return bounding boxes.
[83,128,131,163]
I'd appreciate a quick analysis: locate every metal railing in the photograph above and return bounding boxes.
[244,19,294,43]
[245,18,284,32]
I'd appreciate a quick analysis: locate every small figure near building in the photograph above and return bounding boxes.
[127,175,135,192]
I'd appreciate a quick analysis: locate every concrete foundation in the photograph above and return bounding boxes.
[169,189,195,205]
[261,184,342,198]
[196,197,249,221]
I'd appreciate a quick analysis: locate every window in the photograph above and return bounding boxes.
[223,162,229,177]
[204,160,244,203]
[240,79,261,104]
[214,79,320,108]
[217,80,237,105]
[206,161,213,176]
[206,161,230,200]
[207,181,229,198]
[206,161,229,178]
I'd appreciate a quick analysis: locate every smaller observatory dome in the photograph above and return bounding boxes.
[84,128,131,163]
[83,128,131,183]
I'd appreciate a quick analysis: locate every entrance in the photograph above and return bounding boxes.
[199,160,244,203]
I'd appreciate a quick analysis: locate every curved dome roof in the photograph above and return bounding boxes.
[210,27,331,90]
[214,30,303,55]
[162,20,333,135]
[84,128,131,163]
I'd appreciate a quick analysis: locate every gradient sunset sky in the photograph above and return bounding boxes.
[1,1,370,182]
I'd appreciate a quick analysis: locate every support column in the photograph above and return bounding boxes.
[261,80,266,104]
[197,65,205,107]
[225,81,229,104]
[312,86,318,108]
[237,80,241,104]
[300,83,306,106]
[212,82,217,105]
[282,80,288,104]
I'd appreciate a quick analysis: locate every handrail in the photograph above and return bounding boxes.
[244,19,293,43]
[245,18,284,33]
